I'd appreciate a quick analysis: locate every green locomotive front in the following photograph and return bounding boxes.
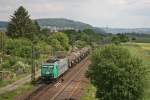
[41,58,68,80]
[41,63,58,80]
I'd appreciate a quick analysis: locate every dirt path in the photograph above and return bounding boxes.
[0,71,40,94]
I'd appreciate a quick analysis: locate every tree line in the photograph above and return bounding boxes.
[0,6,102,73]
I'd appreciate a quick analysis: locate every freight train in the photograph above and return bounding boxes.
[41,47,90,81]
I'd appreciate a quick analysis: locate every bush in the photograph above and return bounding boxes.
[75,40,88,48]
[12,61,30,73]
[35,41,52,55]
[2,56,18,70]
[88,45,146,100]
[48,32,69,51]
[4,38,32,58]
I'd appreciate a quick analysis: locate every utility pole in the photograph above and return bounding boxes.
[31,42,35,83]
[0,32,4,65]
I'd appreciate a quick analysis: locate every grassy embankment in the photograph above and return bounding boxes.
[0,82,33,100]
[81,43,150,100]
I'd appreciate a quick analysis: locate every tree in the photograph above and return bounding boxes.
[117,33,129,42]
[48,32,69,51]
[111,36,120,44]
[132,37,136,41]
[88,45,146,100]
[50,38,63,51]
[7,6,36,38]
[82,29,102,45]
[4,38,32,58]
[63,30,78,46]
[34,21,40,31]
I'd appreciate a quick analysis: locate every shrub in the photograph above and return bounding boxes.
[1,56,17,70]
[88,45,146,100]
[4,38,32,58]
[35,41,52,55]
[48,32,69,51]
[75,40,88,48]
[12,61,30,73]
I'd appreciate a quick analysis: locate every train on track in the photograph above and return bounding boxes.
[41,47,91,81]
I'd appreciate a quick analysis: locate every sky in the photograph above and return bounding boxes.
[0,0,150,28]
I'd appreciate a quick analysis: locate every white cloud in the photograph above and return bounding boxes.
[0,0,150,28]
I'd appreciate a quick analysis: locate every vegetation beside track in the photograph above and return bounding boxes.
[122,43,150,100]
[0,82,33,100]
[0,6,102,88]
[83,42,150,100]
[80,84,97,100]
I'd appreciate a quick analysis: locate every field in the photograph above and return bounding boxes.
[81,42,150,100]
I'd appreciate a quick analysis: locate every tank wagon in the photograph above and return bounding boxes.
[41,47,91,81]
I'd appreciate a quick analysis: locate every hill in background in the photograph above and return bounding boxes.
[36,18,92,30]
[0,18,150,34]
[0,21,7,28]
[103,27,150,34]
[0,21,7,31]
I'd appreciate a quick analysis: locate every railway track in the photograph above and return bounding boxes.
[15,57,90,100]
[51,59,90,100]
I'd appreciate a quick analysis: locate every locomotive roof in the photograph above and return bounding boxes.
[47,58,59,63]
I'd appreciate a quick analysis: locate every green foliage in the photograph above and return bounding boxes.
[131,37,136,41]
[88,45,146,100]
[34,21,40,32]
[12,61,30,73]
[4,38,32,58]
[48,32,69,51]
[117,33,129,42]
[0,32,7,52]
[81,84,97,100]
[50,38,64,51]
[122,43,150,100]
[1,56,29,73]
[111,36,121,45]
[64,29,102,47]
[7,6,37,38]
[80,29,102,45]
[37,29,51,42]
[35,41,52,55]
[63,30,78,46]
[2,56,18,70]
[111,34,129,44]
[75,40,88,48]
[0,83,33,100]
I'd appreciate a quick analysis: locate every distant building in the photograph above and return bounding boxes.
[41,26,79,32]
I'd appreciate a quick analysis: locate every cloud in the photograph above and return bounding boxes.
[0,0,150,28]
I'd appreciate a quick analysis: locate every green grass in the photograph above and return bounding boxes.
[80,84,97,100]
[129,35,150,43]
[0,80,12,87]
[0,82,33,100]
[0,73,30,87]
